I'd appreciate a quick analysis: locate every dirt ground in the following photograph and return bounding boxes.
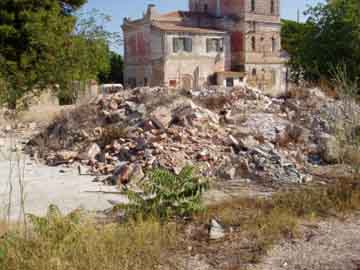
[0,135,128,221]
[250,215,360,270]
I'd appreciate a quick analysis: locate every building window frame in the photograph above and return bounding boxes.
[169,79,177,87]
[270,0,275,14]
[271,37,276,52]
[251,36,256,51]
[206,38,224,53]
[173,37,193,53]
[251,0,255,12]
[252,68,257,77]
[226,77,234,87]
[204,4,208,12]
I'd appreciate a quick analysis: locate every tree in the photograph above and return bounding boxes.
[54,11,113,104]
[281,0,360,85]
[0,0,112,108]
[98,51,123,84]
[281,19,315,82]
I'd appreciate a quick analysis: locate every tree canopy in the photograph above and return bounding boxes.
[281,0,360,85]
[98,51,123,84]
[0,0,115,108]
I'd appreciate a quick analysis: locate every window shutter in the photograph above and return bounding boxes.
[207,39,211,53]
[173,38,179,52]
[185,38,192,52]
[219,38,224,52]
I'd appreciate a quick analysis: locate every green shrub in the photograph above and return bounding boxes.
[120,166,208,219]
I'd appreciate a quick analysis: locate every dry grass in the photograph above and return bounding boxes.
[0,221,8,238]
[1,177,359,270]
[27,103,101,156]
[191,177,360,267]
[284,86,311,99]
[18,105,74,124]
[0,215,178,270]
[318,78,339,99]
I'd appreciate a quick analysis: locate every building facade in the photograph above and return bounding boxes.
[122,0,287,95]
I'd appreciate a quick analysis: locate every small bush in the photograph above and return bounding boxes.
[120,166,208,220]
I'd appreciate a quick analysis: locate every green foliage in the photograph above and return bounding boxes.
[26,205,82,245]
[120,166,209,219]
[0,1,113,108]
[281,0,360,85]
[98,51,124,84]
[55,11,113,104]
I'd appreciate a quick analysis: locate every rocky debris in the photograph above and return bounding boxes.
[27,85,351,188]
[209,219,225,240]
[79,143,101,161]
[240,113,290,143]
[238,135,259,150]
[112,163,131,185]
[56,150,78,163]
[150,106,172,129]
[244,145,307,183]
[318,133,341,164]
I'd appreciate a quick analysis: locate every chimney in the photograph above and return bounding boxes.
[146,4,159,20]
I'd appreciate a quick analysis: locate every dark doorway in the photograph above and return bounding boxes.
[226,78,234,87]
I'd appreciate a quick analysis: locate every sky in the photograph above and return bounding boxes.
[81,0,325,53]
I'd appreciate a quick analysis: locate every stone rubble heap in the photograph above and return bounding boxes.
[26,86,351,186]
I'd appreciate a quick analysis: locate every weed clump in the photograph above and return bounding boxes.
[119,166,209,220]
[0,205,177,270]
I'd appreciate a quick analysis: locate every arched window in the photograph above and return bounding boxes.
[251,0,255,12]
[251,36,256,51]
[271,37,276,52]
[270,0,275,14]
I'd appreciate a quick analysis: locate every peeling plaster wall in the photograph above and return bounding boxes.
[246,63,286,96]
[124,25,151,64]
[244,0,280,16]
[124,0,287,94]
[190,0,245,17]
[163,33,231,89]
[124,24,166,87]
[242,0,283,94]
[244,22,281,64]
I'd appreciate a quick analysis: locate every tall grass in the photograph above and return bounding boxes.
[0,207,178,270]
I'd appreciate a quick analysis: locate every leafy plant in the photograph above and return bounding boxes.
[26,205,83,246]
[120,166,209,219]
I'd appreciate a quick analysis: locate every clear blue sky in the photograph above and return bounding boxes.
[81,0,324,52]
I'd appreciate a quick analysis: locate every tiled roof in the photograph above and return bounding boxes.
[152,10,225,35]
[156,11,213,20]
[151,21,226,34]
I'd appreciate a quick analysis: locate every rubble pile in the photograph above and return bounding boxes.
[26,86,349,186]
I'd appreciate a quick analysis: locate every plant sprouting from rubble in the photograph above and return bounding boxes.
[120,166,209,220]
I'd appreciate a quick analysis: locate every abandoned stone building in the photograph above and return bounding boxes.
[122,0,287,95]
